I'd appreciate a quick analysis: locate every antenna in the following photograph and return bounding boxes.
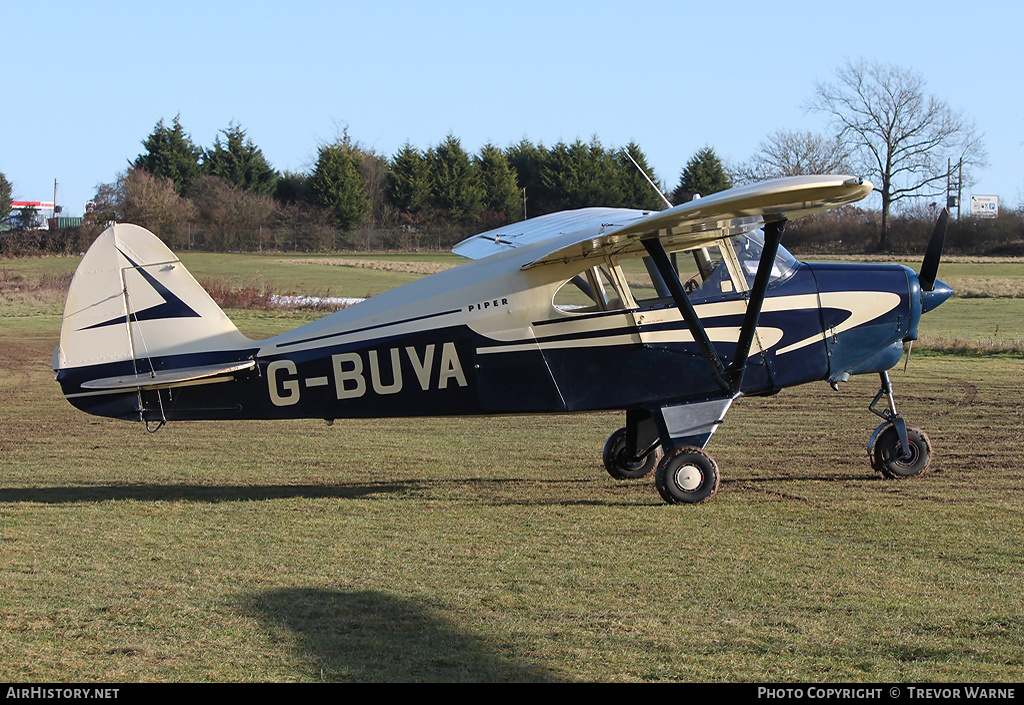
[623,149,672,209]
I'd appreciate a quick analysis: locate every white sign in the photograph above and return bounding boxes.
[971,195,999,218]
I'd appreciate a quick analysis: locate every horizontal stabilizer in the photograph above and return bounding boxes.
[80,359,256,390]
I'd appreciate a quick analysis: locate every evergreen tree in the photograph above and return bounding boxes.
[133,115,204,194]
[310,136,370,231]
[0,171,11,219]
[204,123,279,196]
[275,170,313,205]
[11,207,39,231]
[427,134,482,223]
[581,137,625,208]
[538,140,575,210]
[543,138,623,211]
[357,149,391,227]
[618,142,668,210]
[386,142,431,214]
[672,146,732,204]
[476,143,522,222]
[505,139,552,217]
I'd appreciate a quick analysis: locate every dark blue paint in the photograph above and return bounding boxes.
[79,248,201,330]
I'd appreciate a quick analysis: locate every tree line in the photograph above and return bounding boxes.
[78,117,682,252]
[2,58,1015,256]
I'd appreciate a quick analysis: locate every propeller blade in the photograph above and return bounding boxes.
[919,208,948,292]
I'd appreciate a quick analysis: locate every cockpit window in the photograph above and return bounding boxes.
[627,243,736,306]
[549,228,800,316]
[731,230,799,288]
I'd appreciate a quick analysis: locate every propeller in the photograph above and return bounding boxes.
[918,209,954,314]
[918,208,948,292]
[904,208,954,371]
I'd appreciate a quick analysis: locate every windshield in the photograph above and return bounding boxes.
[730,230,799,288]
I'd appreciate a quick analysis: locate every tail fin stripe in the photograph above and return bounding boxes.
[78,249,201,331]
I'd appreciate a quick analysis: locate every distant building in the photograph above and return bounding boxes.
[4,202,52,231]
[3,201,81,231]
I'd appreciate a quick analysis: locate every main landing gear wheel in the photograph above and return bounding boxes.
[871,424,932,479]
[655,447,719,504]
[603,427,659,480]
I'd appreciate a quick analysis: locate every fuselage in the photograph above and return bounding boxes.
[57,233,950,424]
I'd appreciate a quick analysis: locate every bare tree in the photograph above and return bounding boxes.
[733,129,852,184]
[807,58,987,250]
[119,167,197,247]
[190,175,276,251]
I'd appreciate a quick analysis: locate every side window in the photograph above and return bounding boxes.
[623,244,740,307]
[553,265,626,314]
[549,232,796,317]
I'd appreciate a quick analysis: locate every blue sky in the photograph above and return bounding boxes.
[3,0,1022,217]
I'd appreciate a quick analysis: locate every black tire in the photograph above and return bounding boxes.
[654,447,719,504]
[603,427,658,480]
[872,425,931,479]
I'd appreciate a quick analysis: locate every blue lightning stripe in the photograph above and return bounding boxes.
[78,249,201,330]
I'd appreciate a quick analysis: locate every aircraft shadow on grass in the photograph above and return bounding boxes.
[0,483,411,504]
[0,473,890,505]
[240,588,562,682]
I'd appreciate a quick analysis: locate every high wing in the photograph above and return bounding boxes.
[453,175,873,267]
[452,207,647,260]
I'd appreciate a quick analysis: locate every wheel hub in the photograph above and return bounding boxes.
[618,449,645,470]
[674,464,703,492]
[894,443,920,466]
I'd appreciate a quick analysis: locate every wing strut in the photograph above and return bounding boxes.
[727,218,787,392]
[641,238,729,392]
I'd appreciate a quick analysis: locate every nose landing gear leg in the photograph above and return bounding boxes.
[867,371,932,478]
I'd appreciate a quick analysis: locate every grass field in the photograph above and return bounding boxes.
[1,251,1023,682]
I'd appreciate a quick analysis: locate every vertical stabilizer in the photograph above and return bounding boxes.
[54,223,253,374]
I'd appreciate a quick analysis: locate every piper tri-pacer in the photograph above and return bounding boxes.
[53,175,953,504]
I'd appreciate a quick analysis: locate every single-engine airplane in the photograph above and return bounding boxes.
[53,175,953,504]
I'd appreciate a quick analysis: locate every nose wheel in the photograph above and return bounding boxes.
[870,424,932,478]
[867,372,932,478]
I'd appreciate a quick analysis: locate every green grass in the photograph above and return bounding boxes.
[915,298,1024,353]
[178,251,462,299]
[5,248,1022,300]
[0,251,463,301]
[2,254,1024,682]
